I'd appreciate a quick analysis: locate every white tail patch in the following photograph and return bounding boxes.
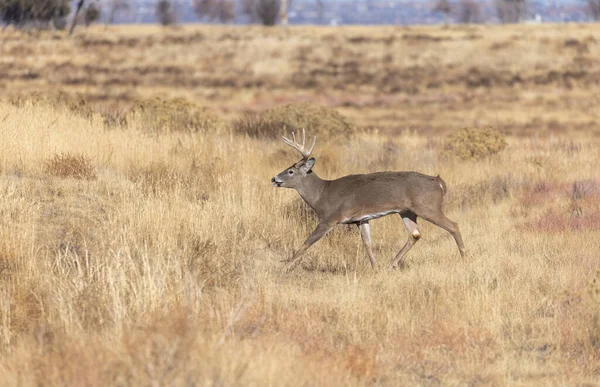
[439,182,444,191]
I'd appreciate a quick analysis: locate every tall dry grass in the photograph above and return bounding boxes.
[1,97,599,385]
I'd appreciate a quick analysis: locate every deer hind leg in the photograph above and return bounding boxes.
[419,210,466,257]
[358,222,377,269]
[391,212,420,269]
[283,222,334,272]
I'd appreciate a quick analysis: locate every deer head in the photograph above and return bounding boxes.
[271,128,317,188]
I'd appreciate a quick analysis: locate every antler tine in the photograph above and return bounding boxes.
[280,132,295,147]
[308,134,317,155]
[280,128,317,160]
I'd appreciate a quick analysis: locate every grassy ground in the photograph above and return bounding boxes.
[0,24,599,385]
[1,24,600,135]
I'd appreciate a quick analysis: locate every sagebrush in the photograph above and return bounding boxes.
[233,103,355,139]
[444,126,507,160]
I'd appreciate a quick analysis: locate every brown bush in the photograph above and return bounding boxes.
[44,152,96,180]
[130,97,224,134]
[444,126,507,160]
[9,91,128,128]
[9,93,223,133]
[233,103,354,139]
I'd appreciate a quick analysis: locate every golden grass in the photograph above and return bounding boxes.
[0,95,599,385]
[1,24,600,385]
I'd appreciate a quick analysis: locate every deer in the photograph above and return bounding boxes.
[271,129,466,271]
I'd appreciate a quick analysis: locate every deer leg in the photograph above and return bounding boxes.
[420,212,466,257]
[391,212,420,269]
[357,222,377,269]
[284,222,334,272]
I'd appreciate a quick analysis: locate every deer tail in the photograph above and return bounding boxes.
[436,175,447,196]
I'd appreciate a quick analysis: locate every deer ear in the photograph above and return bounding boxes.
[301,157,316,172]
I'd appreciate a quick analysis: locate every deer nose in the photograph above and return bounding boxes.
[271,177,275,183]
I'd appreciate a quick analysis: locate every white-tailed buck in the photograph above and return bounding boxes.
[271,129,465,271]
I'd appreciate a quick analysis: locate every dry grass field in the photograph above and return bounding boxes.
[0,24,600,385]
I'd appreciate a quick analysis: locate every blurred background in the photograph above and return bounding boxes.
[1,0,599,137]
[1,0,599,29]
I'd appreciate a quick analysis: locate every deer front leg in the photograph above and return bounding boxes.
[283,222,334,272]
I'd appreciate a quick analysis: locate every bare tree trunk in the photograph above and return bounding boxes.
[69,0,86,35]
[316,0,324,23]
[280,0,288,25]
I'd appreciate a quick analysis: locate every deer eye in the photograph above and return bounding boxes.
[288,170,294,175]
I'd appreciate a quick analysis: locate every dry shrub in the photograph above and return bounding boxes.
[10,91,87,113]
[131,97,224,134]
[44,152,96,180]
[233,103,354,139]
[9,93,223,133]
[444,126,507,160]
[9,91,128,128]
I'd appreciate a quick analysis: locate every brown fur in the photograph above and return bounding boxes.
[272,142,465,271]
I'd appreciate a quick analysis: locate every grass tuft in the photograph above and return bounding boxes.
[43,153,96,180]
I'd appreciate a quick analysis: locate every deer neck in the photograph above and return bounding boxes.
[295,172,328,212]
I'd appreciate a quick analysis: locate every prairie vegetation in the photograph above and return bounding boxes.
[0,24,600,385]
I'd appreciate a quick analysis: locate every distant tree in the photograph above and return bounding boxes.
[192,0,235,23]
[84,2,101,26]
[315,0,324,23]
[0,0,70,27]
[280,0,288,24]
[69,0,85,35]
[495,0,526,23]
[156,0,175,25]
[278,0,299,25]
[458,0,481,23]
[587,0,600,20]
[433,0,452,25]
[108,0,129,24]
[243,0,281,26]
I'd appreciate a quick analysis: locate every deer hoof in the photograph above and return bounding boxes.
[390,261,406,271]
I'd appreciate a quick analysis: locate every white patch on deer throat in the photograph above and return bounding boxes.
[341,210,399,224]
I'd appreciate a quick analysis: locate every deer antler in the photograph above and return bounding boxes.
[281,128,316,160]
